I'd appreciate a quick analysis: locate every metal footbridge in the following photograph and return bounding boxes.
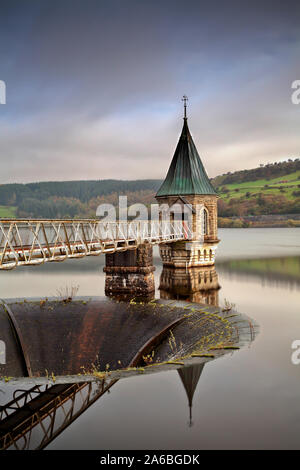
[0,219,192,270]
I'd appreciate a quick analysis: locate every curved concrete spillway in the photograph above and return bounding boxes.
[0,297,258,383]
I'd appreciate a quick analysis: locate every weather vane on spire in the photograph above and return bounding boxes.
[182,95,188,119]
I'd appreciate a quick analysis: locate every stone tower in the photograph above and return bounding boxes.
[156,97,219,267]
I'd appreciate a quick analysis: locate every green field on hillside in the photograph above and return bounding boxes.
[0,205,17,218]
[218,170,300,201]
[223,170,300,188]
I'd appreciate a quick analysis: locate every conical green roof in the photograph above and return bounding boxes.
[156,119,217,197]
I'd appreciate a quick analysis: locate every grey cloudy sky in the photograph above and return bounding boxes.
[0,0,299,183]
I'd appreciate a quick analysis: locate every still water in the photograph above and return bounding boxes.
[1,228,300,449]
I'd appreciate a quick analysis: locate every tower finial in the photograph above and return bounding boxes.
[182,95,188,119]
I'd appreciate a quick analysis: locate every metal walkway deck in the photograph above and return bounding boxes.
[0,219,192,270]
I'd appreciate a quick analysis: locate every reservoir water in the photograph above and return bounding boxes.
[1,228,300,449]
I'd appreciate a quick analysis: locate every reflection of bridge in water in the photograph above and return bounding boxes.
[0,365,205,449]
[0,379,116,450]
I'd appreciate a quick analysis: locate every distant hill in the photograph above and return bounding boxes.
[0,159,299,220]
[0,179,162,219]
[0,179,162,205]
[211,158,300,186]
[212,159,300,224]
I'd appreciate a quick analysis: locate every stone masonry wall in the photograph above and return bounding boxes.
[104,244,155,299]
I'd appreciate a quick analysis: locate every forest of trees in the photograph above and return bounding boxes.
[217,193,300,217]
[16,190,158,219]
[0,179,161,207]
[0,159,299,219]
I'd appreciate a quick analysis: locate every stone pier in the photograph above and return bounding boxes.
[103,244,155,300]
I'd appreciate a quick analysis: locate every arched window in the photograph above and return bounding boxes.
[202,208,209,235]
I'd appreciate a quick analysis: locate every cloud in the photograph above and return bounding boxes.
[0,0,299,183]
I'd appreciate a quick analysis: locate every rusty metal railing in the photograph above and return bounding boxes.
[0,379,117,450]
[0,219,192,270]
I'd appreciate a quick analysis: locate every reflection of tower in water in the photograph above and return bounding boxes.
[159,265,220,306]
[178,364,204,427]
[160,265,221,425]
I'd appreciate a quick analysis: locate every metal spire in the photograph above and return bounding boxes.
[182,95,188,119]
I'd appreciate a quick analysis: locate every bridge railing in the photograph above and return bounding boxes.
[0,219,192,269]
[0,379,117,450]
